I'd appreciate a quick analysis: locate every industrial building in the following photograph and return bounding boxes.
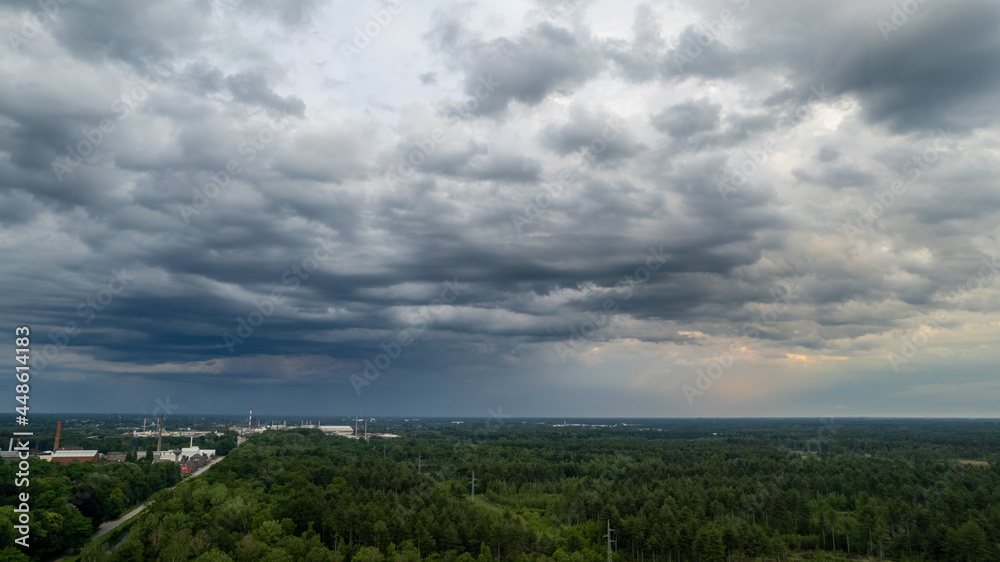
[0,419,227,469]
[51,450,100,464]
[0,450,23,462]
[320,425,356,436]
[42,421,100,463]
[153,447,216,463]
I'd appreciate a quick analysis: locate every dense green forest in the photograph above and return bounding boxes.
[0,418,241,561]
[0,452,182,560]
[64,419,1000,562]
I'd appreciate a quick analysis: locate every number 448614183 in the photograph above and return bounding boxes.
[15,326,29,419]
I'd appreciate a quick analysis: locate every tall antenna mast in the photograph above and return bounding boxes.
[604,520,616,562]
[470,470,476,502]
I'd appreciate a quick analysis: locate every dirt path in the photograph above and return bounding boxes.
[54,455,225,560]
[95,455,225,539]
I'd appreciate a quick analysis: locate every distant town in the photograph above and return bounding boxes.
[0,413,691,473]
[0,412,410,475]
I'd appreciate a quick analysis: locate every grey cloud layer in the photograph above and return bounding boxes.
[1,0,998,415]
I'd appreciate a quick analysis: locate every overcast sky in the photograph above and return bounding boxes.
[2,0,999,418]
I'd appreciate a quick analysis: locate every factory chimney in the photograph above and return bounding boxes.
[156,414,164,453]
[54,420,63,451]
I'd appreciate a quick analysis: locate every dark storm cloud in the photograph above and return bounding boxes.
[540,104,644,166]
[659,25,743,81]
[230,0,321,27]
[45,0,207,68]
[463,153,542,183]
[816,146,840,163]
[3,0,999,416]
[604,3,665,83]
[179,62,226,95]
[226,72,306,117]
[656,109,778,156]
[651,99,721,138]
[831,3,1000,133]
[792,166,877,189]
[427,11,605,116]
[685,0,1000,134]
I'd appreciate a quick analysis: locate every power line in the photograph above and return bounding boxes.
[604,519,616,562]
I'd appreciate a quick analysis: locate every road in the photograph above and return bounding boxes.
[54,455,225,560]
[93,455,225,539]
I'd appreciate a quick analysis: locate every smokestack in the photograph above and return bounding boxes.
[156,414,164,453]
[54,420,63,451]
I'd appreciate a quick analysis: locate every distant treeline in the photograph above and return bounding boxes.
[64,420,1000,561]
